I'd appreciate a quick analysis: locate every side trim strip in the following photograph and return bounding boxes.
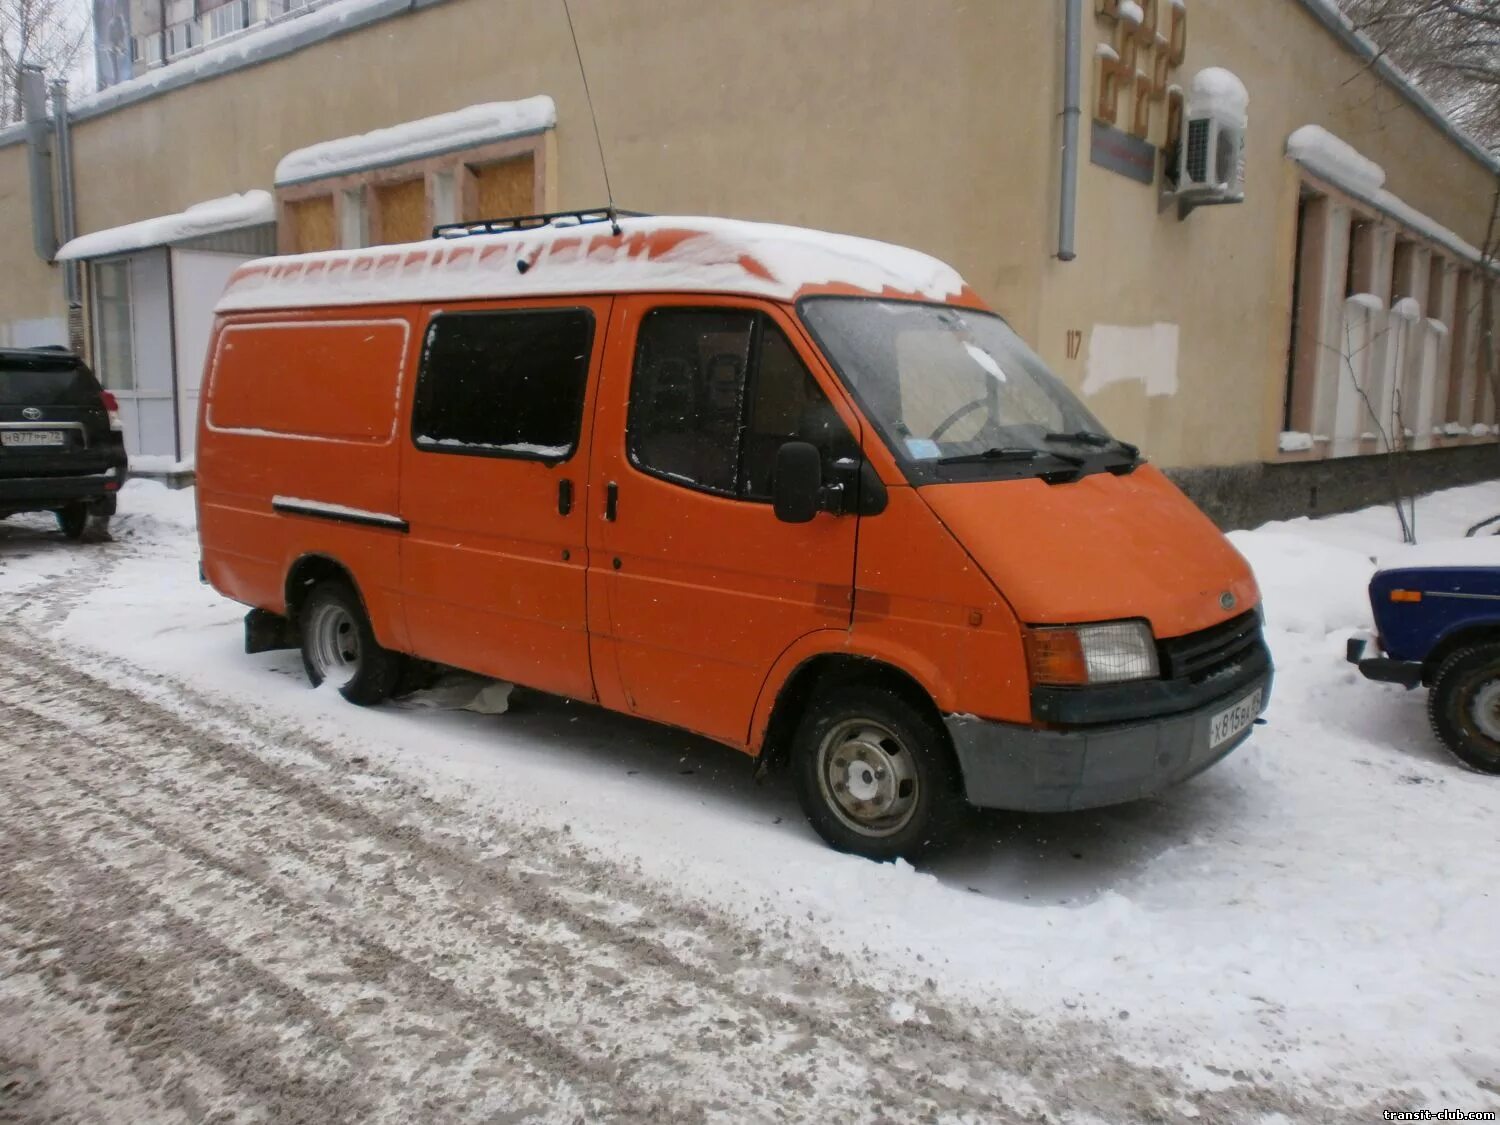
[271,497,408,533]
[1424,590,1500,603]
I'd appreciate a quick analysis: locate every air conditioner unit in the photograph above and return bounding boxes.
[1178,114,1244,200]
[1174,68,1248,216]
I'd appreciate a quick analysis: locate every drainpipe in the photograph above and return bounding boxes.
[20,67,57,262]
[1058,0,1082,262]
[50,81,79,307]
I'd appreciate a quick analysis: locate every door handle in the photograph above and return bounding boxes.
[558,478,573,516]
[605,481,618,522]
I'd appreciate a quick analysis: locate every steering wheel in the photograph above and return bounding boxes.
[929,397,988,441]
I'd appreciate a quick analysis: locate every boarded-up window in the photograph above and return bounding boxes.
[286,196,336,254]
[374,179,428,245]
[472,155,534,222]
[207,320,408,442]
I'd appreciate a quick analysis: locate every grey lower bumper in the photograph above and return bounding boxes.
[945,670,1272,813]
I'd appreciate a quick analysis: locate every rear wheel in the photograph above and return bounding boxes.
[299,579,402,706]
[55,503,88,540]
[791,685,965,861]
[1428,644,1500,775]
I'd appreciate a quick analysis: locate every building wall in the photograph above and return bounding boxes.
[0,0,1492,479]
[1035,0,1498,469]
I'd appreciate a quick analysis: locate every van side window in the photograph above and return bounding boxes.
[628,309,857,499]
[413,308,593,461]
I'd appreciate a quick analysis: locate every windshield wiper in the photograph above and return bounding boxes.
[1044,430,1140,459]
[935,446,1085,467]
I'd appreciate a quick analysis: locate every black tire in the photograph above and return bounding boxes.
[791,684,966,861]
[1428,644,1500,775]
[298,579,402,706]
[55,503,88,540]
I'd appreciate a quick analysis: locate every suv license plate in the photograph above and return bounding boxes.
[1209,688,1262,749]
[1,430,65,447]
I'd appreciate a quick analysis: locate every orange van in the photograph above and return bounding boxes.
[197,210,1270,859]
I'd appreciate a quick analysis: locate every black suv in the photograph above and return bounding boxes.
[0,347,128,539]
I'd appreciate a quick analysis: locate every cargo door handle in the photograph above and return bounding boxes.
[558,478,573,516]
[605,481,618,522]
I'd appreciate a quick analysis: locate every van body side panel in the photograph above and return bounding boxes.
[587,295,862,750]
[197,313,411,648]
[851,485,1029,724]
[395,296,610,704]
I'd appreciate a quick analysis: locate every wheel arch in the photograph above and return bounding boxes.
[750,634,955,769]
[1424,620,1500,684]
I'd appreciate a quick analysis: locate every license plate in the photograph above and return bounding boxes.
[1,430,64,447]
[1209,688,1262,749]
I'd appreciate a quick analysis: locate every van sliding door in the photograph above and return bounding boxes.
[397,297,611,702]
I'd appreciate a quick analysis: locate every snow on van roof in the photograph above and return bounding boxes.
[213,215,976,312]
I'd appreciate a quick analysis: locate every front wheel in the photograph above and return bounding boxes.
[1428,645,1500,774]
[299,579,402,706]
[791,685,965,861]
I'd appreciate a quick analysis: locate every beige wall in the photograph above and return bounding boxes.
[1035,0,1497,468]
[0,143,67,331]
[0,0,1492,471]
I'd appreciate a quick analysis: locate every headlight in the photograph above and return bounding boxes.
[1024,620,1160,685]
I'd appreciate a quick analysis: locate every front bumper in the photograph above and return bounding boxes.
[0,471,119,512]
[945,669,1272,812]
[1344,636,1423,688]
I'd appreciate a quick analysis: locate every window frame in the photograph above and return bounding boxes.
[89,256,136,393]
[409,305,596,467]
[625,304,857,505]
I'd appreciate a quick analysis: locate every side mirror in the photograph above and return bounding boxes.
[773,441,822,523]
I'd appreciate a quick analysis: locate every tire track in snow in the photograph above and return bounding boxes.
[0,597,1381,1121]
[0,652,1019,1121]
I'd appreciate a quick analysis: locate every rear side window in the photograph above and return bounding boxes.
[627,309,857,499]
[413,309,593,461]
[0,364,101,406]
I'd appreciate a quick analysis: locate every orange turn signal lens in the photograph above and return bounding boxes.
[1390,589,1422,603]
[1024,628,1090,686]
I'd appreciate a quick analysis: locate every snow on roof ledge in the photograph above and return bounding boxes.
[274,97,556,186]
[1286,125,1491,268]
[56,191,275,261]
[1287,125,1386,198]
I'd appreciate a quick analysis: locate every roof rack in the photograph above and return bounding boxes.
[432,206,648,241]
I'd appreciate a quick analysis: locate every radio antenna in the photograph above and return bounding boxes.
[561,0,621,235]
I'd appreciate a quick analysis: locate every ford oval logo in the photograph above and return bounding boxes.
[21,407,42,421]
[1220,591,1237,611]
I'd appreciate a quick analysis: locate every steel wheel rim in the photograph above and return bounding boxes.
[816,718,919,838]
[308,601,360,687]
[1470,679,1500,742]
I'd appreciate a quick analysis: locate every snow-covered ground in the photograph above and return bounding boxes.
[2,480,1498,1122]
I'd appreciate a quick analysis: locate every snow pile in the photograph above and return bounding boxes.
[128,454,194,474]
[1286,124,1386,198]
[1278,431,1315,453]
[56,192,274,261]
[216,215,972,311]
[274,97,556,185]
[1378,534,1500,571]
[1188,67,1249,128]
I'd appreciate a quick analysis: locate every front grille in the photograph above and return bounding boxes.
[1158,610,1262,683]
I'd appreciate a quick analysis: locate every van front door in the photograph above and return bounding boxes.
[587,296,862,747]
[399,298,609,702]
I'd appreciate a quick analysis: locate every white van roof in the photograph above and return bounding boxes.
[214,215,974,313]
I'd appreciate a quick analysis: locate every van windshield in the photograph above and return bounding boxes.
[799,298,1131,482]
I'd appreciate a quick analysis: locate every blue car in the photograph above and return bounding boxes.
[1348,550,1500,774]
